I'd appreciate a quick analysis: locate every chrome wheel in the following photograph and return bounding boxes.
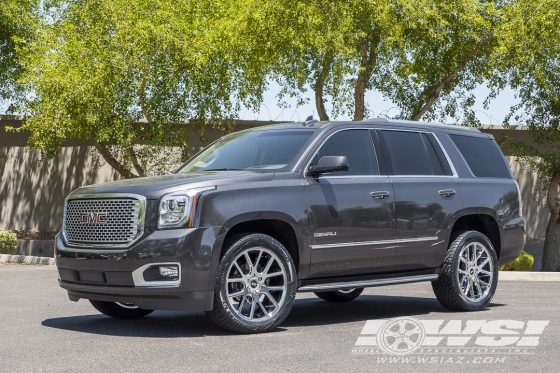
[457,241,494,302]
[225,247,288,322]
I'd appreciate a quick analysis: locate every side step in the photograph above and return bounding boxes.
[297,274,439,292]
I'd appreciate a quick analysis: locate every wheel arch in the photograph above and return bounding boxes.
[449,211,502,259]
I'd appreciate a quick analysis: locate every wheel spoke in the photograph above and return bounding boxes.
[258,300,269,316]
[244,252,253,270]
[228,289,245,298]
[227,277,244,283]
[262,256,274,274]
[264,291,279,308]
[238,295,247,311]
[249,299,256,319]
[265,285,285,292]
[255,250,263,269]
[234,262,245,276]
[264,271,283,278]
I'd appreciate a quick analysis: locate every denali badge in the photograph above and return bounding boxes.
[80,212,108,224]
[314,232,337,237]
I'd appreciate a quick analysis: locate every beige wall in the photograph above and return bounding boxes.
[0,118,553,237]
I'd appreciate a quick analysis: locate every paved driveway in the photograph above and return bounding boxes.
[0,265,558,373]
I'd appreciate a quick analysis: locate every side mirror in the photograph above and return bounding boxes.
[308,156,349,177]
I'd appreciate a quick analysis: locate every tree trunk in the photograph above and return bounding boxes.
[314,53,332,121]
[353,74,366,121]
[90,137,136,179]
[541,173,560,271]
[541,213,560,271]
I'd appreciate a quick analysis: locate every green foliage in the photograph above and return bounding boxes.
[0,0,38,111]
[0,231,17,254]
[15,0,267,177]
[499,251,535,272]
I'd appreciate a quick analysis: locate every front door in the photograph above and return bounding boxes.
[306,129,395,278]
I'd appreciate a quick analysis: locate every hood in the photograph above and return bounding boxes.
[68,171,274,199]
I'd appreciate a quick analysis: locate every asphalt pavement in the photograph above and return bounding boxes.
[0,265,558,373]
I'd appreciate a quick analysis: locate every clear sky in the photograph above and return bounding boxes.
[239,81,519,126]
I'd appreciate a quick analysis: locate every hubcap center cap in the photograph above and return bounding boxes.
[250,279,259,288]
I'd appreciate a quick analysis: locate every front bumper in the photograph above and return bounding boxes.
[55,227,221,311]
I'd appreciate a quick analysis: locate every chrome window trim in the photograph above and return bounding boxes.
[62,193,146,249]
[297,274,439,292]
[311,236,439,250]
[131,262,181,288]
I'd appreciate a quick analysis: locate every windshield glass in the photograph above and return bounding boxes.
[178,129,316,173]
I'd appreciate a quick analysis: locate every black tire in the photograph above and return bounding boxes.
[89,300,154,319]
[206,233,297,334]
[314,288,364,302]
[432,231,499,311]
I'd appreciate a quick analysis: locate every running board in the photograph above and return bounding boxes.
[297,274,439,292]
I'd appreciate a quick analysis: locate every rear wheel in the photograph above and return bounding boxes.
[432,231,498,311]
[89,300,153,319]
[314,288,364,302]
[207,233,297,334]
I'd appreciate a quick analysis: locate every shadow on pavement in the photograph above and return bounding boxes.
[41,294,505,338]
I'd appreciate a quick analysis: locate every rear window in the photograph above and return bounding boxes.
[449,135,511,178]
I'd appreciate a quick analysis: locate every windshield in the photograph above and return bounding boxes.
[178,129,316,173]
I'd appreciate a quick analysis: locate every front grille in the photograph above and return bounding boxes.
[63,197,144,247]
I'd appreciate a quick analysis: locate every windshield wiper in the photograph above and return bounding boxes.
[204,168,245,172]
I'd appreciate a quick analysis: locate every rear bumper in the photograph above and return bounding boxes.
[55,227,221,312]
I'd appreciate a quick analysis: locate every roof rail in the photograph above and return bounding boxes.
[362,118,480,133]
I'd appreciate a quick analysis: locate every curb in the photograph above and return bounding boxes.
[0,254,55,266]
[499,271,560,281]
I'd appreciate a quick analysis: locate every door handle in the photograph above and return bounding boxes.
[371,191,391,199]
[438,189,456,197]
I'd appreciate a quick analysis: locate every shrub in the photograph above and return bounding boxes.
[499,251,535,271]
[0,231,18,254]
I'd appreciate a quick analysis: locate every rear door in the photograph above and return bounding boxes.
[377,129,463,270]
[305,129,395,278]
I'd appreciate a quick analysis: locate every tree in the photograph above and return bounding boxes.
[496,0,560,271]
[0,0,38,111]
[14,0,266,178]
[375,0,505,124]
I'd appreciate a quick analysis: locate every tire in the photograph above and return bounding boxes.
[206,233,297,333]
[432,231,498,312]
[89,300,154,319]
[314,288,364,302]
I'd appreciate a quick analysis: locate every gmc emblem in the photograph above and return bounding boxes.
[80,212,108,224]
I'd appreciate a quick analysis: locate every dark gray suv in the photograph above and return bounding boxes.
[55,119,526,333]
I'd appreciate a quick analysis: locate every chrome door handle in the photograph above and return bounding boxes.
[439,189,456,197]
[370,191,391,199]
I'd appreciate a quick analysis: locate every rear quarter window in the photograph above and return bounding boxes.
[449,134,511,178]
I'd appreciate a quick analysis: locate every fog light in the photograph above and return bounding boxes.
[159,266,179,278]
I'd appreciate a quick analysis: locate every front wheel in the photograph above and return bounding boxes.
[89,300,153,319]
[207,233,297,333]
[432,231,498,311]
[314,288,364,302]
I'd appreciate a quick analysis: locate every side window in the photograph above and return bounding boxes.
[381,131,432,175]
[316,130,379,176]
[449,134,511,178]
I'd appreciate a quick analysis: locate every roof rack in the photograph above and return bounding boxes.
[362,118,480,133]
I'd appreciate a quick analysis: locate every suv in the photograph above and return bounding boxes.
[55,119,525,333]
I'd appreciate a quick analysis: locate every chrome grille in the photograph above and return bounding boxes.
[63,196,145,247]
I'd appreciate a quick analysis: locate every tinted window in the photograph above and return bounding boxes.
[422,133,453,176]
[381,131,432,175]
[316,130,378,176]
[179,130,315,173]
[450,134,511,178]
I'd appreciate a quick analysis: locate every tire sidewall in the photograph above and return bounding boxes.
[450,232,499,310]
[215,234,297,332]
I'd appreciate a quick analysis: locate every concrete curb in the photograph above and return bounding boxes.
[0,254,55,266]
[499,271,560,281]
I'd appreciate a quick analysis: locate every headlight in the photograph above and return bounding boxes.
[158,186,215,229]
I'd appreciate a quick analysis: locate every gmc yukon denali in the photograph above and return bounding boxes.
[55,118,526,333]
